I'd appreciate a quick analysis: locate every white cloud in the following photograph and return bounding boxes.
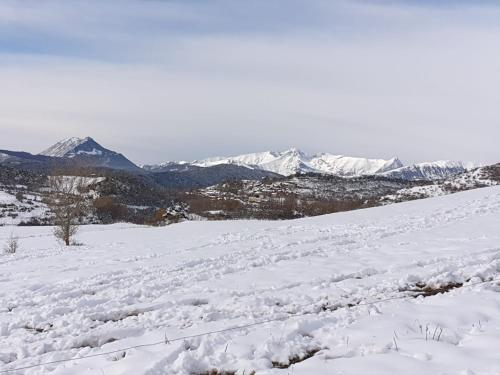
[0,1,499,165]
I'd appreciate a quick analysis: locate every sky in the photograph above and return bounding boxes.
[0,0,499,165]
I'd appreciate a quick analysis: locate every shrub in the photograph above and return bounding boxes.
[3,233,19,254]
[149,208,167,226]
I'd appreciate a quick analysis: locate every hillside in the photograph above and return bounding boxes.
[382,163,500,203]
[1,187,499,374]
[380,160,467,181]
[186,173,426,219]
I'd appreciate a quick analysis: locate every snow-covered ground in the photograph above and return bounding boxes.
[1,187,499,374]
[0,190,49,226]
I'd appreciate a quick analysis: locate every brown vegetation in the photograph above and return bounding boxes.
[409,282,464,297]
[271,348,321,369]
[93,196,128,223]
[148,208,167,226]
[186,191,371,220]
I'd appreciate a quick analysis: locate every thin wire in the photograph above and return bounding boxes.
[0,277,497,374]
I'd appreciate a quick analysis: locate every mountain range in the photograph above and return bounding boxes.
[1,137,477,183]
[143,148,403,176]
[144,148,472,180]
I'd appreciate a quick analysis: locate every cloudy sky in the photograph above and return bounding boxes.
[1,0,499,165]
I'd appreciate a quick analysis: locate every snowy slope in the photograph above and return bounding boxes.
[39,137,93,158]
[381,160,467,181]
[256,148,317,175]
[193,150,280,169]
[310,154,402,176]
[1,187,499,374]
[0,191,17,204]
[381,164,499,203]
[0,190,50,225]
[146,149,404,177]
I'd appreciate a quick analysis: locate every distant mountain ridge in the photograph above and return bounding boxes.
[192,148,405,176]
[144,148,472,180]
[1,137,479,182]
[144,148,404,177]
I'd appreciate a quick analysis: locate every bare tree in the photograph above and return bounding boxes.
[46,174,86,246]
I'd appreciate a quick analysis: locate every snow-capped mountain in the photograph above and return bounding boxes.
[41,137,106,158]
[309,154,402,176]
[145,148,405,177]
[381,161,468,181]
[39,137,141,172]
[193,150,281,169]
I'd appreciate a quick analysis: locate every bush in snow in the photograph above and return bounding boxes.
[3,233,19,254]
[164,202,189,224]
[148,202,189,226]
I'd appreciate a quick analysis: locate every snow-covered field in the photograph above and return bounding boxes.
[1,187,499,374]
